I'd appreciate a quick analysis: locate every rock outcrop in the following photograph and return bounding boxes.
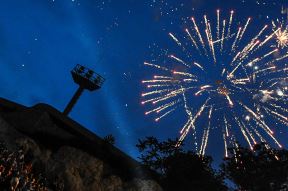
[0,98,162,191]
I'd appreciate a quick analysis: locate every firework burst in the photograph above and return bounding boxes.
[272,7,288,49]
[272,20,288,49]
[141,10,288,156]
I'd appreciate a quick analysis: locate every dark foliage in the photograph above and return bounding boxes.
[0,141,64,191]
[103,134,116,145]
[136,136,227,191]
[221,143,288,191]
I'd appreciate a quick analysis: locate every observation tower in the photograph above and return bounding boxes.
[63,64,105,115]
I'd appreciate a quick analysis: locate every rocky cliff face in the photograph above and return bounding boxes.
[0,98,162,191]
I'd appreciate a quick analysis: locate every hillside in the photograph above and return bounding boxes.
[0,97,162,191]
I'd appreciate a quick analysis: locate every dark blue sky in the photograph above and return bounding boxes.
[0,0,287,163]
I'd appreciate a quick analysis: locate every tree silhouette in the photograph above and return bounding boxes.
[136,137,227,191]
[221,143,288,191]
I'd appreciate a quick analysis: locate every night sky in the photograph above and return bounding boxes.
[0,0,287,164]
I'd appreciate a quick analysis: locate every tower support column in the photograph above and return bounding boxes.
[63,86,85,115]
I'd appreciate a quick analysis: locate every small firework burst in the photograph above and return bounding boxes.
[272,20,288,49]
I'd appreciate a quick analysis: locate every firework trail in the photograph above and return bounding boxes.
[141,10,288,157]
